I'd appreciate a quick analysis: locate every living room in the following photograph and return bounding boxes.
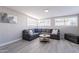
[0,6,79,53]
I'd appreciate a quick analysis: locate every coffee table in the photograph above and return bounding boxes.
[39,34,50,42]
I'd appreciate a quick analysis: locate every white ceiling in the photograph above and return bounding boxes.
[7,6,79,19]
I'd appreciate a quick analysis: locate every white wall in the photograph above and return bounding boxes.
[0,7,27,45]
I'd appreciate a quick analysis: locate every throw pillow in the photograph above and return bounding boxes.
[52,29,58,35]
[29,30,34,35]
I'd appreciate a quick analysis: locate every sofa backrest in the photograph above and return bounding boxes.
[23,29,59,34]
[33,29,52,33]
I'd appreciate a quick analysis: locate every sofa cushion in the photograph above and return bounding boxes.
[34,29,42,33]
[29,30,34,35]
[52,29,58,35]
[34,29,38,33]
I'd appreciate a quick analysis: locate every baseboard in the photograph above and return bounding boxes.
[0,38,21,47]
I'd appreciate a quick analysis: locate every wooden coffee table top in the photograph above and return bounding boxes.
[39,34,50,38]
[39,34,50,42]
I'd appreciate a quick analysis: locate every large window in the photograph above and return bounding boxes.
[38,19,51,27]
[27,17,51,27]
[27,17,37,27]
[55,16,78,26]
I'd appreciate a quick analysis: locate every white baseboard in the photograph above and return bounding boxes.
[0,38,21,47]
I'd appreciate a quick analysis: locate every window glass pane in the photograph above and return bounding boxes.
[27,17,51,27]
[27,17,37,27]
[64,17,72,26]
[38,19,51,27]
[55,18,65,26]
[55,16,78,26]
[65,16,78,26]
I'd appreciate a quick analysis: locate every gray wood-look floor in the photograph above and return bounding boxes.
[0,38,79,53]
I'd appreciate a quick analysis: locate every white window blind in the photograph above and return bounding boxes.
[27,17,51,27]
[55,16,78,26]
[38,19,51,27]
[27,17,37,27]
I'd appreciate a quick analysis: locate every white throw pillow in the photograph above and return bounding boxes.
[29,30,33,35]
[52,29,58,35]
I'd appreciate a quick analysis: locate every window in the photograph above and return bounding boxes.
[27,17,51,27]
[55,16,78,26]
[55,18,64,26]
[38,19,51,27]
[27,17,37,27]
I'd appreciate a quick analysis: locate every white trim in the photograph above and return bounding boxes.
[0,38,21,47]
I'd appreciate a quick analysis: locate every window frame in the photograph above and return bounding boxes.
[38,19,51,27]
[27,17,51,27]
[55,16,78,27]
